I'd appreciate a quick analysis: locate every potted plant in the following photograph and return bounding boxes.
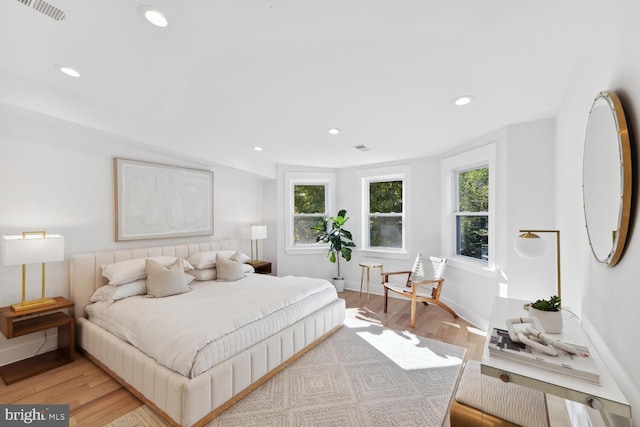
[311,209,356,292]
[529,295,563,333]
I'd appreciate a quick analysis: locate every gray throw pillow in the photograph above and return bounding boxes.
[216,255,245,281]
[146,257,193,297]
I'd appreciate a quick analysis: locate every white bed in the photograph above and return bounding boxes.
[70,240,345,426]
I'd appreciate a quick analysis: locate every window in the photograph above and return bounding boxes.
[359,165,410,254]
[293,184,327,245]
[367,179,403,248]
[284,172,335,253]
[441,143,496,273]
[455,166,489,261]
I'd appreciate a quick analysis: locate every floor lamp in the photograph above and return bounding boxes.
[513,229,561,305]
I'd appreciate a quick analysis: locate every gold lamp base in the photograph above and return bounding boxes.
[11,298,57,312]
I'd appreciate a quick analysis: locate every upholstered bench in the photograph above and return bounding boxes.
[450,360,550,427]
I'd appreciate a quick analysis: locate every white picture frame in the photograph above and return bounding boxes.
[114,158,214,241]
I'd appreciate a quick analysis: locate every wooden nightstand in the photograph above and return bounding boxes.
[0,296,75,384]
[246,260,272,274]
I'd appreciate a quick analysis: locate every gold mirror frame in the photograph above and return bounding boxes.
[582,91,632,267]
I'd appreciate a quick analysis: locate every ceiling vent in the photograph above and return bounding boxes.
[353,145,371,152]
[16,0,67,22]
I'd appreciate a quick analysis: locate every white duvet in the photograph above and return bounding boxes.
[85,274,337,378]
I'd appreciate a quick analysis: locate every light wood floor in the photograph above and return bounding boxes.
[0,290,486,426]
[343,289,486,362]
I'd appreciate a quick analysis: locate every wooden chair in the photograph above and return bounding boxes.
[383,254,458,328]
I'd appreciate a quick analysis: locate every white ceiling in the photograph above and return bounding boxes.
[0,0,597,178]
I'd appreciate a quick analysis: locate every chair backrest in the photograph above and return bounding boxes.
[409,254,447,283]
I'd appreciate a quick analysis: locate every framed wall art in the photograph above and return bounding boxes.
[114,158,214,241]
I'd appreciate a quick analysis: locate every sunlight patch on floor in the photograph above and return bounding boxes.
[357,328,463,370]
[344,314,463,371]
[345,307,383,326]
[466,326,487,337]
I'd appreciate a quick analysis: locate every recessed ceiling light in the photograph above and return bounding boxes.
[138,5,168,27]
[454,95,474,106]
[327,128,341,135]
[58,66,80,78]
[253,146,263,152]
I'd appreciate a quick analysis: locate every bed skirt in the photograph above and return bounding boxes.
[77,298,345,427]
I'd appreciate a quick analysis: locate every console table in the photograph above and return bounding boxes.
[481,297,631,421]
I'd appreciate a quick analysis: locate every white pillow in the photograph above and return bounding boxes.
[187,250,233,270]
[89,280,147,305]
[145,258,194,298]
[187,263,254,281]
[230,249,250,262]
[216,255,245,281]
[188,250,249,270]
[188,268,217,281]
[102,256,194,285]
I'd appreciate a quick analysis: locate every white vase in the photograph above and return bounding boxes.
[529,307,563,333]
[332,278,345,293]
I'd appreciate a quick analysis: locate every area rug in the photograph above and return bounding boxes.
[105,322,466,427]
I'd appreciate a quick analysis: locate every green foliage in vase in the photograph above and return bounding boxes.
[311,209,356,279]
[531,295,561,311]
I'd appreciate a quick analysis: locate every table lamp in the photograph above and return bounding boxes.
[250,225,267,262]
[2,231,65,312]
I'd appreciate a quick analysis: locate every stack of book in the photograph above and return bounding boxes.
[488,328,600,384]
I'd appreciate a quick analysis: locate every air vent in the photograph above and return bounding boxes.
[16,0,67,22]
[353,145,371,152]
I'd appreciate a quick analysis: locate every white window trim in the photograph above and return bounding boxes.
[358,165,411,259]
[441,144,496,277]
[284,172,335,255]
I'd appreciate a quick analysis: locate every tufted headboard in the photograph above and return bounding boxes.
[69,240,238,319]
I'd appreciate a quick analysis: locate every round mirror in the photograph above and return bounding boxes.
[583,91,632,266]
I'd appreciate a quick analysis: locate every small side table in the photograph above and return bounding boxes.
[0,296,75,384]
[359,261,384,301]
[246,260,272,275]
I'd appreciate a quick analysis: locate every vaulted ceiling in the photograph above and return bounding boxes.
[0,0,597,178]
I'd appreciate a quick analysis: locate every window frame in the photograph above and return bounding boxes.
[441,144,496,275]
[358,165,411,258]
[454,165,489,261]
[284,172,335,254]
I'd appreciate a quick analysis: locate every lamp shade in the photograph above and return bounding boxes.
[250,225,267,240]
[514,232,545,259]
[2,234,65,266]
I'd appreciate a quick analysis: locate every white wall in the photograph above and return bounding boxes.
[337,157,442,293]
[556,0,640,423]
[274,119,555,332]
[275,164,338,280]
[275,158,441,294]
[504,120,557,301]
[433,119,556,329]
[0,104,264,366]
